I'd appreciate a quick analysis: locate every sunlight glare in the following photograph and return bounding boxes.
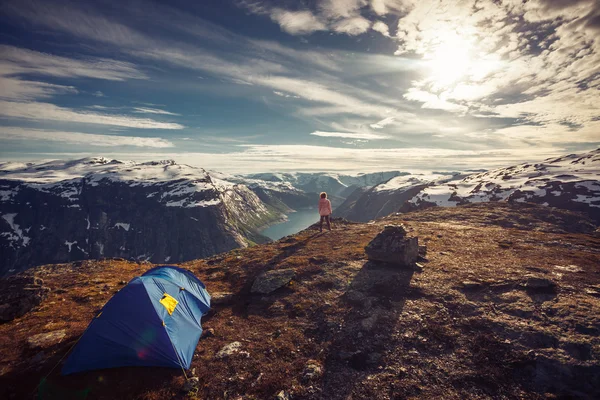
[425,34,473,89]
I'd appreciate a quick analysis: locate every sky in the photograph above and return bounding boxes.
[0,0,599,173]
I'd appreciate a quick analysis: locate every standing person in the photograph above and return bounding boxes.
[318,192,332,232]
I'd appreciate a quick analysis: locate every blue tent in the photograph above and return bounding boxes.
[62,266,211,375]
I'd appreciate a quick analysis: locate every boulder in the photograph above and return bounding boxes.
[27,329,66,349]
[0,274,50,322]
[251,269,295,294]
[365,225,418,267]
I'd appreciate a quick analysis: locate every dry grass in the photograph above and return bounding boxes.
[1,203,599,399]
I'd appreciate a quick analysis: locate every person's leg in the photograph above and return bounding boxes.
[319,216,324,232]
[326,215,331,231]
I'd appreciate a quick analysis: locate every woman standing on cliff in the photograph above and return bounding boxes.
[319,192,333,232]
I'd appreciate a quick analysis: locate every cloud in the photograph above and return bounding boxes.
[53,144,568,174]
[0,101,185,129]
[132,107,180,116]
[0,44,147,81]
[310,130,387,140]
[239,1,375,37]
[0,76,78,101]
[369,116,394,129]
[371,21,390,37]
[273,91,300,98]
[0,127,174,147]
[92,91,105,97]
[404,89,468,113]
[370,0,387,15]
[319,0,367,19]
[269,9,327,35]
[332,17,371,35]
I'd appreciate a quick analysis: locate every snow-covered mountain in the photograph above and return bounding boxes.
[243,171,408,207]
[0,157,280,276]
[337,149,600,223]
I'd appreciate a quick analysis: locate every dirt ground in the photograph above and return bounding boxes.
[1,202,599,399]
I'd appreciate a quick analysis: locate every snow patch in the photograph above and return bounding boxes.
[65,240,77,252]
[1,213,30,247]
[114,222,130,231]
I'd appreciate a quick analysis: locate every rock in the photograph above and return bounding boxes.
[303,360,323,381]
[361,314,378,331]
[308,256,328,264]
[251,269,295,294]
[182,376,199,392]
[211,292,234,305]
[0,274,51,322]
[525,276,557,291]
[384,224,408,236]
[30,351,45,364]
[202,328,215,338]
[344,290,367,305]
[275,390,290,400]
[27,329,66,349]
[215,341,242,359]
[365,226,418,267]
[462,281,483,290]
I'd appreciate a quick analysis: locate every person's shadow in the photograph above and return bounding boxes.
[311,260,418,399]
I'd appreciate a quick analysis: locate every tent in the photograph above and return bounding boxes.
[61,266,211,375]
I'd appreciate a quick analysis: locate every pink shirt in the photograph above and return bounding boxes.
[318,198,332,216]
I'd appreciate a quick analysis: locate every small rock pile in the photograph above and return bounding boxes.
[365,224,418,267]
[0,274,50,322]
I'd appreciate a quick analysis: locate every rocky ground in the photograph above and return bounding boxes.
[0,202,599,399]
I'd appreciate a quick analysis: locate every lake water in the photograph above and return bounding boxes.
[261,208,321,240]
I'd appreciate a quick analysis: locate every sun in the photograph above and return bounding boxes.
[425,35,473,89]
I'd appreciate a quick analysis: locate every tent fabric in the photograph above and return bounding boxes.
[61,266,211,375]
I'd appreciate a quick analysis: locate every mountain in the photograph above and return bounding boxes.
[0,157,280,277]
[1,202,598,399]
[210,171,315,213]
[243,171,408,206]
[338,148,600,223]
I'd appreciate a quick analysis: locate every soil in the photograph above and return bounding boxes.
[1,202,599,399]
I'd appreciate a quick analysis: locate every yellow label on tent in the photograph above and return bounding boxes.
[159,293,178,315]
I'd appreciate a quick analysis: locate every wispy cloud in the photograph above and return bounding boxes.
[0,127,174,147]
[0,101,184,129]
[310,130,387,140]
[369,116,394,129]
[43,144,567,174]
[132,107,180,116]
[0,44,147,81]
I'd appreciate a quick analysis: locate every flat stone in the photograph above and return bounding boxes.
[251,269,295,294]
[27,329,66,349]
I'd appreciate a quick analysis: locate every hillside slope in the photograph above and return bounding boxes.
[1,203,599,399]
[0,157,279,277]
[338,148,600,223]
